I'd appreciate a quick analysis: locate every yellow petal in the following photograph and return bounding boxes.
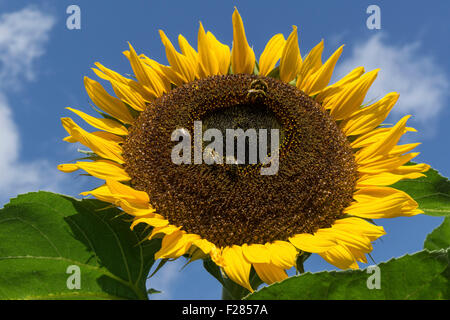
[57,163,79,173]
[93,62,130,84]
[351,126,416,149]
[357,171,425,187]
[390,143,421,156]
[105,179,149,204]
[63,135,78,143]
[197,22,219,77]
[81,182,155,218]
[332,218,386,242]
[355,116,411,163]
[126,44,166,97]
[61,117,124,164]
[66,107,128,136]
[301,45,344,95]
[345,186,422,219]
[91,131,124,143]
[231,8,255,74]
[80,185,116,203]
[155,231,199,260]
[93,64,153,103]
[348,247,368,264]
[222,245,253,292]
[159,30,196,83]
[351,127,390,148]
[279,26,301,83]
[253,263,288,285]
[109,79,147,111]
[318,228,372,253]
[289,232,337,253]
[296,40,324,89]
[358,152,420,174]
[76,160,130,182]
[328,66,365,88]
[192,239,215,255]
[259,33,286,76]
[340,92,399,136]
[149,225,181,240]
[210,247,226,268]
[265,241,298,269]
[316,66,365,104]
[84,77,134,124]
[241,243,271,264]
[206,31,230,75]
[140,55,186,87]
[118,199,156,216]
[319,244,358,270]
[131,216,168,229]
[391,163,430,175]
[326,69,379,120]
[133,54,172,91]
[178,34,198,63]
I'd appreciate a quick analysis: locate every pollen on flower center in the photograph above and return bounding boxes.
[122,74,359,247]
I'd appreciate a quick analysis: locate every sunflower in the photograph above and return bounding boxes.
[59,8,429,294]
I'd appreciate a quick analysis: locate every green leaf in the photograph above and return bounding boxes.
[392,165,450,217]
[266,66,280,79]
[424,217,450,251]
[203,258,225,287]
[253,60,260,75]
[0,191,161,300]
[245,249,449,300]
[147,288,161,295]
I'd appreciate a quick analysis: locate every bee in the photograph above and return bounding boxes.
[246,78,268,101]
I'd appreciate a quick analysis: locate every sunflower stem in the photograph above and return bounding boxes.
[297,262,305,274]
[296,252,311,274]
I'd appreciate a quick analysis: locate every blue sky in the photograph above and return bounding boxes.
[0,0,448,299]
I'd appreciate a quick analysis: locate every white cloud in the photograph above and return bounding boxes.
[334,34,449,122]
[0,93,64,201]
[0,7,55,86]
[0,7,60,205]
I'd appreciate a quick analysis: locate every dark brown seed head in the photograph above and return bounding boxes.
[122,74,358,247]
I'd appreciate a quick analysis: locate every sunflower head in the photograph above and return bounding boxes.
[59,8,429,293]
